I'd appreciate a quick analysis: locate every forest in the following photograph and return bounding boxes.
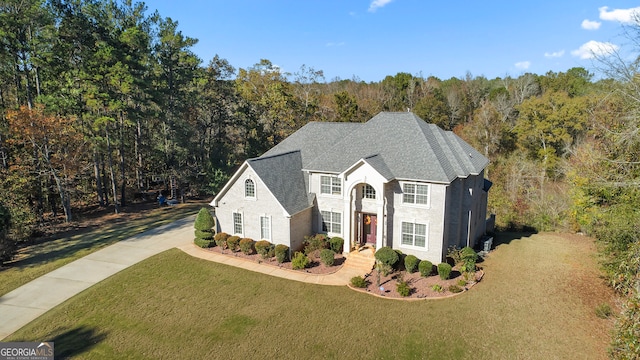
[0,0,639,357]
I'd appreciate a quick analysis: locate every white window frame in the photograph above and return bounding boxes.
[260,215,271,241]
[320,175,342,196]
[362,184,376,200]
[232,211,243,235]
[244,179,256,199]
[402,182,430,206]
[400,221,428,250]
[320,210,342,234]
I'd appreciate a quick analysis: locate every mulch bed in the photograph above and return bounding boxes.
[353,267,484,299]
[202,246,346,275]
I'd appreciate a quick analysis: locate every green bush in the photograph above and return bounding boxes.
[291,251,310,270]
[460,246,477,273]
[226,236,240,252]
[329,237,344,253]
[303,234,328,255]
[255,240,273,259]
[419,260,433,277]
[214,232,229,249]
[437,263,452,280]
[320,249,335,266]
[396,280,411,297]
[448,284,463,293]
[431,284,443,292]
[446,246,462,265]
[275,244,289,263]
[193,208,216,247]
[457,279,467,287]
[350,276,367,288]
[239,238,254,255]
[377,263,393,276]
[375,246,399,267]
[0,202,15,264]
[404,255,420,273]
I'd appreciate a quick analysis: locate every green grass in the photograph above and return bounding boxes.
[0,203,204,297]
[7,232,614,359]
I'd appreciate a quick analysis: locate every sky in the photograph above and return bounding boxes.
[143,0,640,82]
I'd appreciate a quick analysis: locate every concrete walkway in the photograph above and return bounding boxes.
[0,216,374,340]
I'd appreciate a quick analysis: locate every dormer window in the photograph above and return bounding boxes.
[245,179,255,198]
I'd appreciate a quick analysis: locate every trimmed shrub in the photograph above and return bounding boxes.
[329,237,344,253]
[320,249,335,266]
[226,236,240,252]
[437,263,452,280]
[193,207,216,247]
[448,284,463,293]
[397,281,411,297]
[255,240,273,259]
[214,232,229,249]
[303,234,328,255]
[275,244,289,263]
[375,246,399,267]
[350,276,367,288]
[404,255,420,273]
[239,238,254,255]
[291,251,310,270]
[419,260,433,277]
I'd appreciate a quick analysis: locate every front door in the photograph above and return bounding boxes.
[363,214,377,244]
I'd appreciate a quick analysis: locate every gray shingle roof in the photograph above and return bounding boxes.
[246,150,311,215]
[248,112,489,214]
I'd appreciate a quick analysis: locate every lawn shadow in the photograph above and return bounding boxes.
[13,326,108,359]
[491,231,538,249]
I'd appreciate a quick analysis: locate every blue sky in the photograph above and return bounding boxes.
[144,0,639,82]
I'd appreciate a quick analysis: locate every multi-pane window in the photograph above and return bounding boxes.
[245,179,255,198]
[233,212,243,235]
[402,183,429,205]
[320,210,342,234]
[320,175,341,195]
[401,222,427,248]
[362,184,376,200]
[260,216,270,240]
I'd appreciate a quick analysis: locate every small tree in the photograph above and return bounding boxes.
[194,208,216,248]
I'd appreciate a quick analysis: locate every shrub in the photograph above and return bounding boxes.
[291,251,310,270]
[303,234,328,255]
[226,236,240,252]
[460,246,477,273]
[419,260,433,277]
[239,238,254,255]
[377,263,393,276]
[404,255,420,273]
[275,244,289,263]
[214,232,229,249]
[595,303,612,319]
[437,263,452,280]
[320,249,335,266]
[446,246,463,265]
[397,281,411,297]
[329,237,344,253]
[255,240,273,259]
[448,284,463,293]
[375,246,399,267]
[193,207,216,247]
[431,284,443,292]
[350,276,367,288]
[457,279,467,287]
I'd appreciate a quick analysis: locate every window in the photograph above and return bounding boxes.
[402,183,429,205]
[320,175,341,195]
[362,184,376,199]
[233,212,243,235]
[401,221,427,249]
[260,216,270,240]
[320,210,342,234]
[244,179,255,198]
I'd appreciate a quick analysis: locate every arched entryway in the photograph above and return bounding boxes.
[348,182,384,251]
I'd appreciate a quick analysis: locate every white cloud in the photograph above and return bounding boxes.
[571,40,619,59]
[515,61,531,70]
[581,19,601,30]
[368,0,393,12]
[599,6,640,23]
[544,50,565,58]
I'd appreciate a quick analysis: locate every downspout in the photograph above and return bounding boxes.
[467,210,472,248]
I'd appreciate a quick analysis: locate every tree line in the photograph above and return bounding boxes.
[0,1,639,356]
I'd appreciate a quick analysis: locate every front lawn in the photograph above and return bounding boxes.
[7,232,615,359]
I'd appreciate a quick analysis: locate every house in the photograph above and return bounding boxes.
[210,112,491,264]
